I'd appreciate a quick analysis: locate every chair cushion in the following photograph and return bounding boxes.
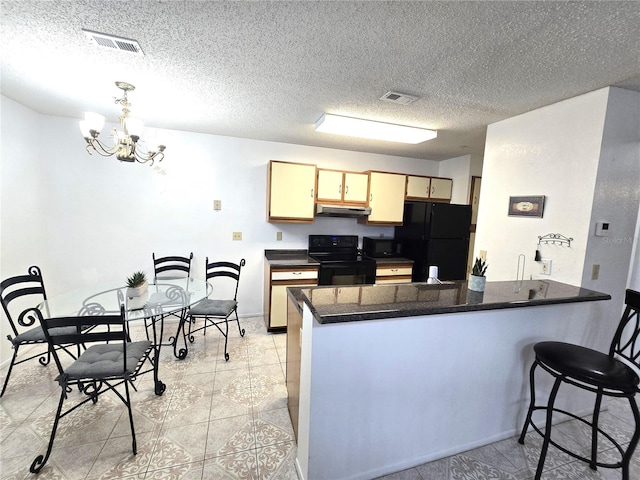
[189,299,236,317]
[535,341,640,392]
[62,340,152,380]
[14,325,79,345]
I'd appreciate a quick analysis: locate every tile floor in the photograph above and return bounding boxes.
[0,316,638,480]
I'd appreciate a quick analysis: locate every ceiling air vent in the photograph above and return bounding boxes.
[380,91,420,105]
[83,29,144,56]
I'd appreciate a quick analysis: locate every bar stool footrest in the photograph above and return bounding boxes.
[527,406,625,470]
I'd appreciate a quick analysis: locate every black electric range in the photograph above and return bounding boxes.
[308,235,376,286]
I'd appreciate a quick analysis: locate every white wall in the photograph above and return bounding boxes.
[475,88,609,283]
[438,154,472,204]
[475,87,640,351]
[1,95,447,362]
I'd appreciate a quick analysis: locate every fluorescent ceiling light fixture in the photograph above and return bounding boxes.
[315,114,437,144]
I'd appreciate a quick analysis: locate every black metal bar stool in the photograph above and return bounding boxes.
[518,288,640,480]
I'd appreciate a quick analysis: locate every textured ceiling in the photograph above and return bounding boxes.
[1,1,639,161]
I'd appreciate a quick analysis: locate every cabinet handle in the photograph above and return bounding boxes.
[345,185,349,194]
[391,268,398,272]
[338,185,342,194]
[370,193,373,201]
[431,186,435,195]
[310,188,314,198]
[293,272,302,275]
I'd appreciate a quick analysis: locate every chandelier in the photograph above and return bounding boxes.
[79,81,166,165]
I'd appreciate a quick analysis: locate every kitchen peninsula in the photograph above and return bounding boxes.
[287,280,610,480]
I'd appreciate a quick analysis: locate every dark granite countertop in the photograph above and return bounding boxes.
[289,280,610,324]
[265,249,319,267]
[369,257,414,265]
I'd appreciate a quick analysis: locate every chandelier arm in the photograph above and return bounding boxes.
[87,138,120,157]
[133,148,155,166]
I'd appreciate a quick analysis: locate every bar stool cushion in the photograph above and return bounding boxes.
[535,341,639,393]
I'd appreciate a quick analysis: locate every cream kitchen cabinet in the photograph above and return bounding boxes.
[429,177,453,201]
[267,160,316,223]
[316,169,368,205]
[375,261,413,284]
[406,175,453,202]
[343,172,369,204]
[264,253,318,331]
[362,171,406,225]
[405,175,431,200]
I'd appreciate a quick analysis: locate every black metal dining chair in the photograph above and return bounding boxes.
[187,258,246,361]
[27,303,153,473]
[518,288,640,480]
[145,252,194,344]
[0,266,58,397]
[152,252,193,281]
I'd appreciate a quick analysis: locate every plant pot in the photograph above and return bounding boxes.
[466,289,484,304]
[468,274,486,292]
[126,281,148,298]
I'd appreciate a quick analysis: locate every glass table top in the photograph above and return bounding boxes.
[41,278,211,321]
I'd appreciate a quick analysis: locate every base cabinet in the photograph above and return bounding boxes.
[264,265,318,331]
[286,293,302,440]
[375,263,413,284]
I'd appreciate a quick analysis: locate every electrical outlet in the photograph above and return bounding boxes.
[541,258,552,275]
[213,200,221,211]
[592,264,600,280]
[232,232,242,241]
[480,250,487,261]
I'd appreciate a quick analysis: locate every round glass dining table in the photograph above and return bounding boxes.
[40,278,211,395]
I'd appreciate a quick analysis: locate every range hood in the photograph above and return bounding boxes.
[315,204,371,218]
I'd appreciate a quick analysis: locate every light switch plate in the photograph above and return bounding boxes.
[213,200,221,211]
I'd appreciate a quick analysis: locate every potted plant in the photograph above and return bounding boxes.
[468,257,487,292]
[126,270,148,297]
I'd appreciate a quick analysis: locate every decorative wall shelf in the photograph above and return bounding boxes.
[538,233,573,247]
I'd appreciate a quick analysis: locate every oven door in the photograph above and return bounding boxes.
[317,262,376,286]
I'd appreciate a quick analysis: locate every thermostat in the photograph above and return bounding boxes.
[595,222,610,237]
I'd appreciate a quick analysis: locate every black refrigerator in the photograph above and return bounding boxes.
[395,202,472,282]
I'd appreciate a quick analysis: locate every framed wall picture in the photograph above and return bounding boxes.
[508,195,545,217]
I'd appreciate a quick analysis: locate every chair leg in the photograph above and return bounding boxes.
[234,310,245,337]
[39,344,52,366]
[535,376,562,480]
[0,346,19,397]
[518,360,539,444]
[124,380,137,454]
[622,396,640,480]
[30,388,66,473]
[223,316,230,361]
[187,314,196,344]
[590,388,603,470]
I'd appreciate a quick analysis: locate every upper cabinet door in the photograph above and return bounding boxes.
[365,171,406,224]
[405,175,431,200]
[430,177,453,201]
[268,160,316,222]
[316,169,344,203]
[343,172,369,204]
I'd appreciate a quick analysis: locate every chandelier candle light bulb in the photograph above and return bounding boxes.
[79,81,166,165]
